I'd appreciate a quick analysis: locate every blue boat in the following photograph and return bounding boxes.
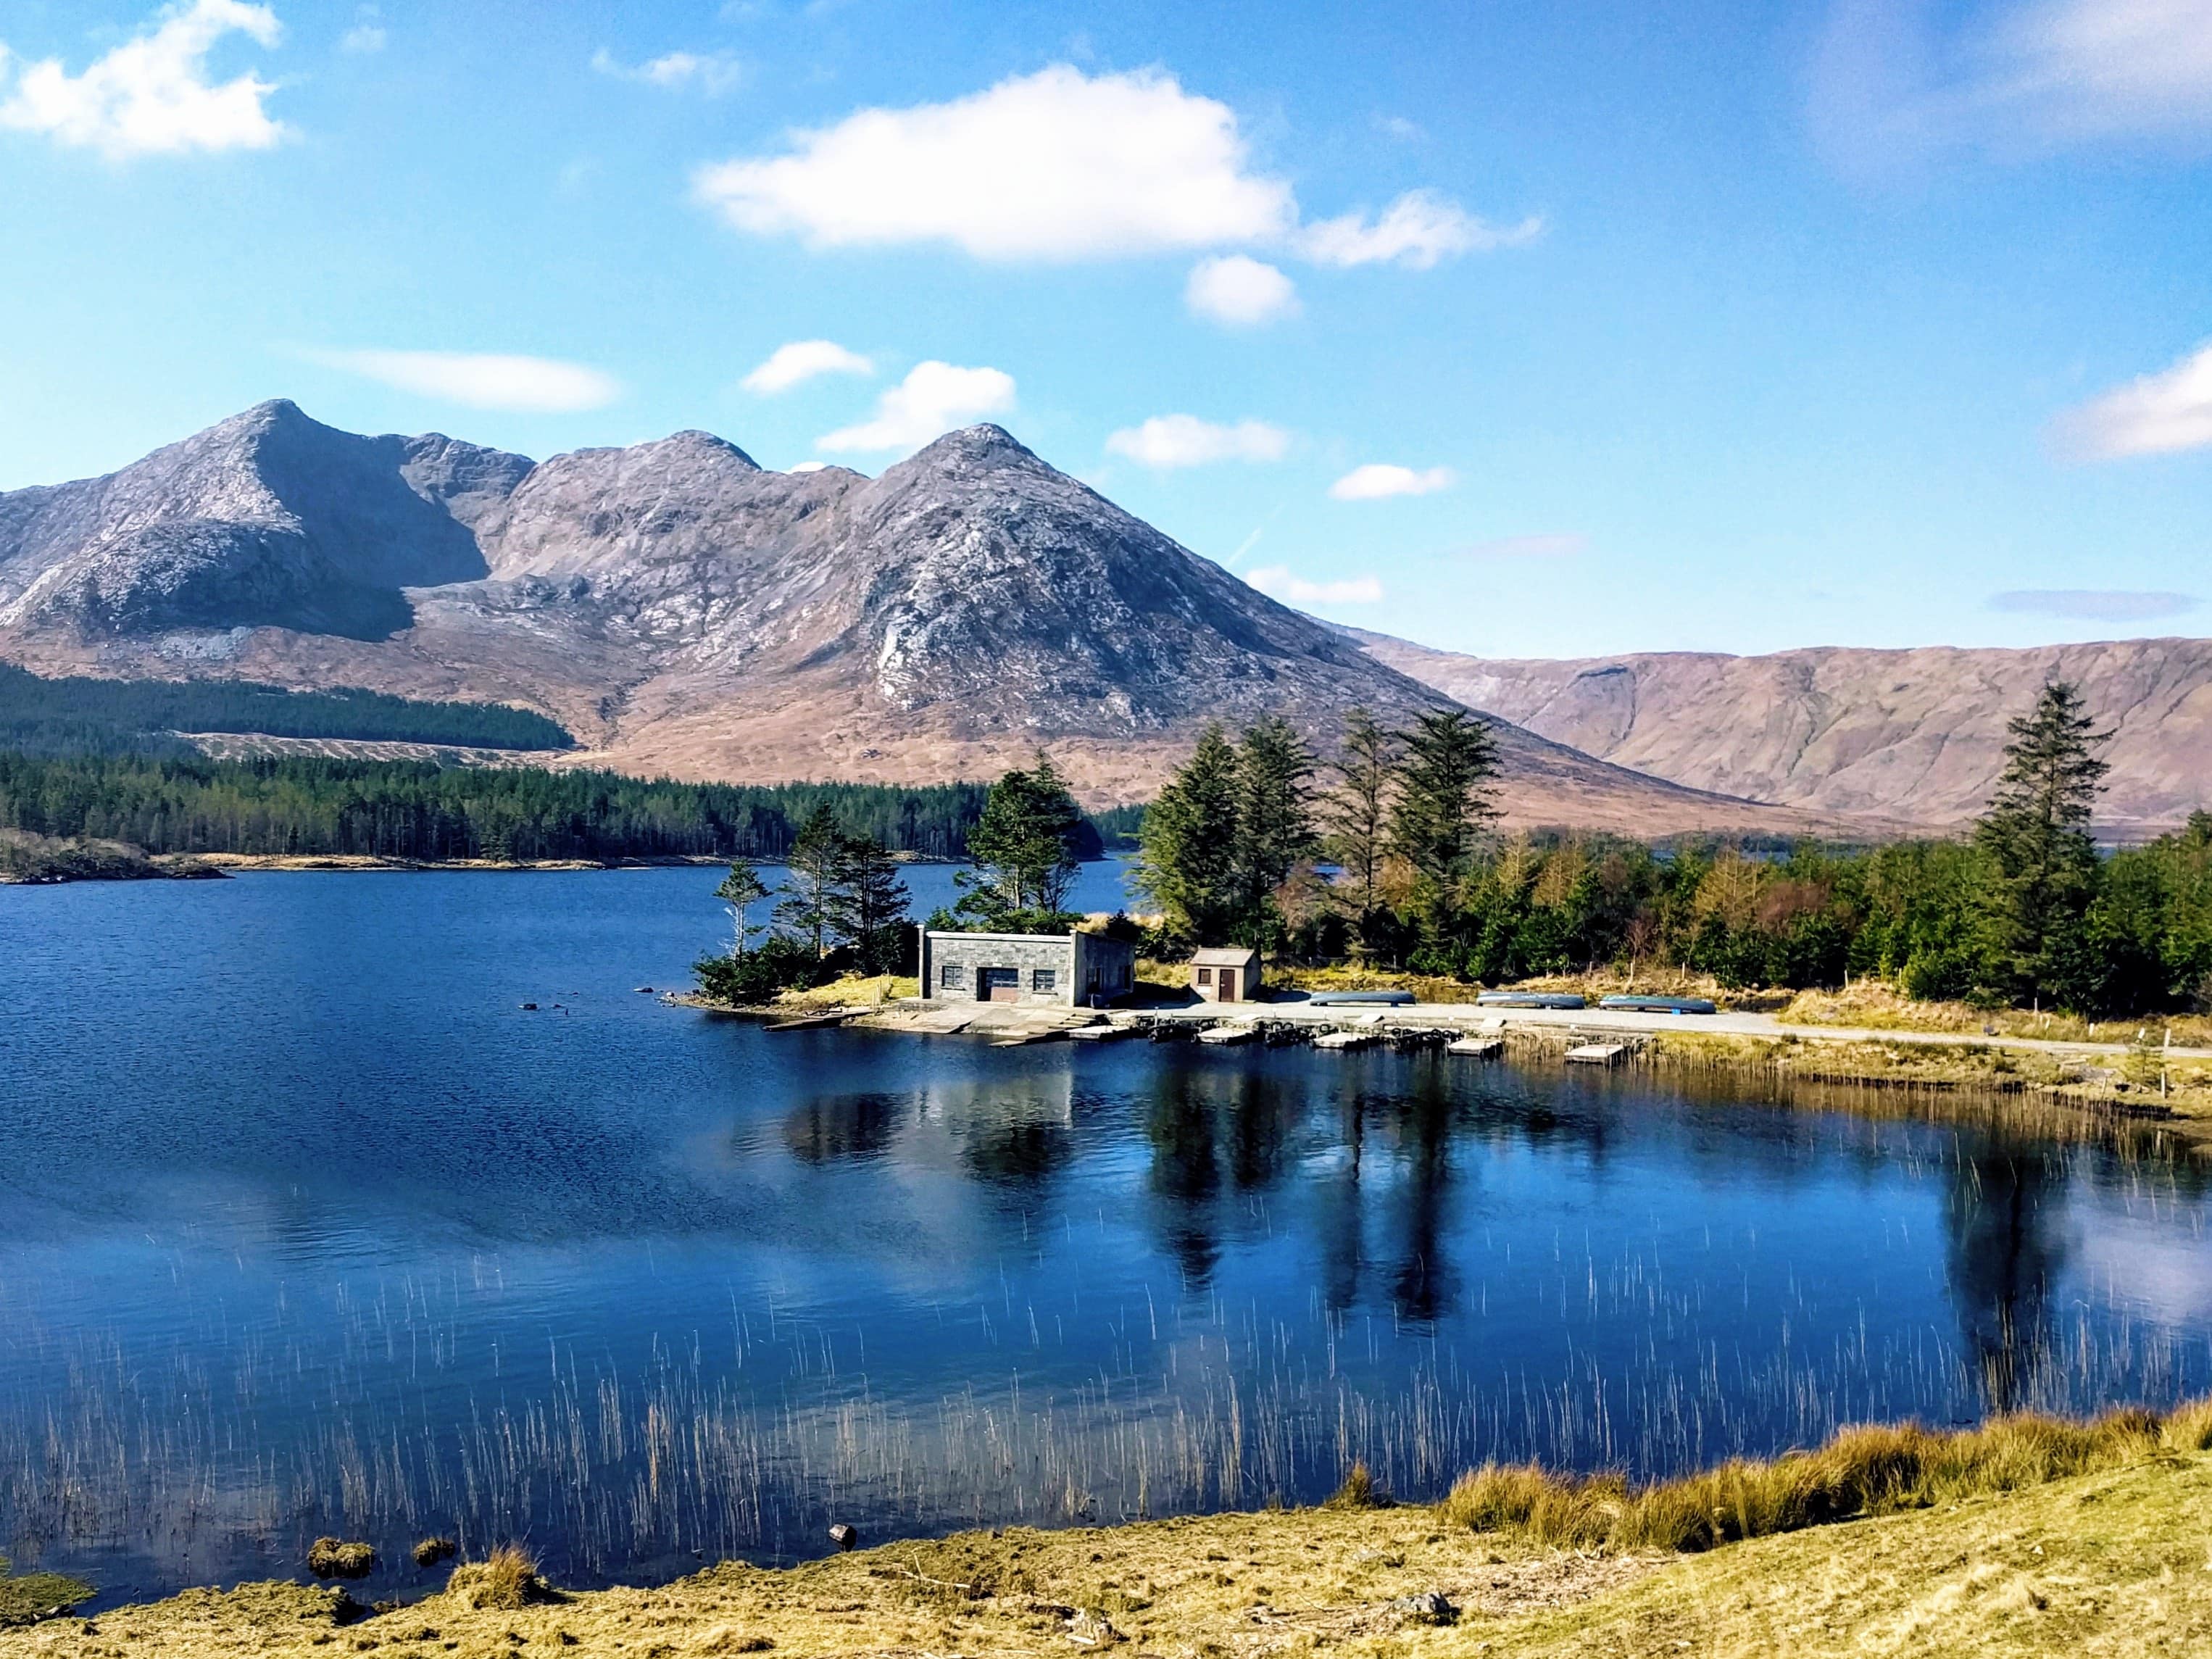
[1305,989,1416,1007]
[1475,991,1588,1010]
[1599,994,1718,1015]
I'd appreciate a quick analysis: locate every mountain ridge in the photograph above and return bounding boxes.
[0,402,1876,833]
[1345,626,2212,833]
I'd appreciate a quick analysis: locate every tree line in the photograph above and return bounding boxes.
[0,663,576,754]
[1132,687,2212,1019]
[0,751,1074,863]
[694,752,1106,1002]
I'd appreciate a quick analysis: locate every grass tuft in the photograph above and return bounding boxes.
[447,1544,550,1611]
[1441,1397,2205,1554]
[1321,1461,1393,1510]
[304,1538,376,1580]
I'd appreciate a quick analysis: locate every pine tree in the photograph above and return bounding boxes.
[714,857,770,958]
[1134,724,1242,944]
[826,832,913,974]
[1974,681,2111,1000]
[956,752,1084,926]
[775,804,847,955]
[1231,716,1318,953]
[1389,708,1500,930]
[1321,708,1397,954]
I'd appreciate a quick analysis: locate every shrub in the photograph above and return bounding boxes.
[692,934,828,1006]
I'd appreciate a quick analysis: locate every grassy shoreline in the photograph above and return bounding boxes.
[13,1402,2212,1655]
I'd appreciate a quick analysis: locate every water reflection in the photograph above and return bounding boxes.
[1944,1147,2071,1413]
[6,871,2212,1608]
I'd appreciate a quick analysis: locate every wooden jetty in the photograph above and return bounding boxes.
[1065,1023,1134,1041]
[1446,1036,1504,1057]
[1566,1042,1629,1065]
[1196,1023,1256,1046]
[1312,1029,1377,1050]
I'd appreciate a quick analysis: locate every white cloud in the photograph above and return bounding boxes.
[2053,342,2212,460]
[592,48,742,96]
[339,25,385,53]
[0,0,286,159]
[1329,463,1455,500]
[1995,0,2212,138]
[1105,415,1290,470]
[690,64,1526,278]
[1184,254,1299,326]
[1809,0,2212,175]
[1245,565,1384,605]
[302,349,623,412]
[741,339,875,394]
[694,65,1293,261]
[1989,589,2198,620]
[1300,190,1542,268]
[788,460,831,473]
[817,360,1015,452]
[1462,532,1587,559]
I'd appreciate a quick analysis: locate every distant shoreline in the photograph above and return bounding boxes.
[1,850,969,882]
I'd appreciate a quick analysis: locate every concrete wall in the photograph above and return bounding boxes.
[1073,933,1136,1005]
[920,930,1137,1007]
[924,931,1077,1005]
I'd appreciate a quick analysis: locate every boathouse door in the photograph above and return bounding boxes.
[979,967,1021,1001]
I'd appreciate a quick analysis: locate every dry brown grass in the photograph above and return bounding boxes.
[1440,1402,2186,1555]
[1781,979,2212,1047]
[20,1435,2212,1657]
[446,1544,550,1611]
[770,973,918,1010]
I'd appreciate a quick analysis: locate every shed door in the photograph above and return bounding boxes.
[979,967,1021,1002]
[1217,973,1236,1003]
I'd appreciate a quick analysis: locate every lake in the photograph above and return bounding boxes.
[4,863,2210,1609]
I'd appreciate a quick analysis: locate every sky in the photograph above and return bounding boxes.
[0,0,2207,661]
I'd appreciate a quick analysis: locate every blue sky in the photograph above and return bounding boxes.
[0,0,2207,660]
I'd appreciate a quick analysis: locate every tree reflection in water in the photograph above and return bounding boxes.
[1943,1142,2071,1413]
[1143,1063,1294,1288]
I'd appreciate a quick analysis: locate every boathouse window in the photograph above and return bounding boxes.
[1031,968,1057,992]
[939,963,963,989]
[1196,967,1213,986]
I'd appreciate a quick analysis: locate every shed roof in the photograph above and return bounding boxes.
[1191,947,1257,966]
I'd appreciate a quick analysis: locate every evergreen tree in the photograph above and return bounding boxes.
[1389,708,1500,933]
[956,752,1084,926]
[1231,716,1318,953]
[1974,681,2111,999]
[1133,725,1242,944]
[826,832,914,974]
[775,804,847,955]
[1321,708,1397,955]
[714,857,770,957]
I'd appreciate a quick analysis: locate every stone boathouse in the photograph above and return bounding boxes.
[920,928,1136,1007]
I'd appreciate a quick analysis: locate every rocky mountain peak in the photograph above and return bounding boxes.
[0,403,1864,832]
[894,423,1039,478]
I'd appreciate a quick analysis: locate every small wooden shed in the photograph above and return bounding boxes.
[1189,947,1261,1004]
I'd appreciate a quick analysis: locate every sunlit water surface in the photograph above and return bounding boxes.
[3,865,2210,1608]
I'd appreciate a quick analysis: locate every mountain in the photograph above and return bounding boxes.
[1347,628,2212,834]
[0,400,1843,834]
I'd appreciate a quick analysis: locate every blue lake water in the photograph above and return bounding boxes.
[3,863,2211,1608]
